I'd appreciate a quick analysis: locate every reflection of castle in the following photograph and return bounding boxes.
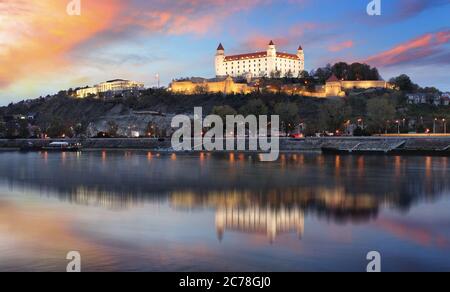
[215,207,304,242]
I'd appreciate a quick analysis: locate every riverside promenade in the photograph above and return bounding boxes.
[1,136,450,154]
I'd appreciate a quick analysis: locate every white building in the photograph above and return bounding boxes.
[442,93,450,106]
[215,41,305,79]
[76,79,145,98]
[406,93,428,104]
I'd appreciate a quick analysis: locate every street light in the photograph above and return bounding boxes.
[443,119,447,134]
[433,118,438,134]
[395,120,400,134]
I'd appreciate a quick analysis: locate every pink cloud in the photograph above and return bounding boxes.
[365,29,450,67]
[376,218,450,248]
[0,0,272,90]
[116,0,272,36]
[239,22,319,51]
[0,0,124,88]
[328,40,354,52]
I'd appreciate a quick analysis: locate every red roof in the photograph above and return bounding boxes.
[276,52,299,60]
[327,74,340,82]
[224,51,299,61]
[224,52,268,61]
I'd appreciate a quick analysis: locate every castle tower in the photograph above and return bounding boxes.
[267,40,277,77]
[215,43,226,77]
[297,45,305,72]
[267,40,276,57]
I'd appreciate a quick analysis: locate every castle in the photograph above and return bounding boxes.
[215,41,305,78]
[169,41,393,97]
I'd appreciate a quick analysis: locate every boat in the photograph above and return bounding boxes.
[42,142,82,152]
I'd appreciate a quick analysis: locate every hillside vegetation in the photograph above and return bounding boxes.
[0,73,448,138]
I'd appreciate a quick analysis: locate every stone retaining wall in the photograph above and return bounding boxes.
[1,137,450,152]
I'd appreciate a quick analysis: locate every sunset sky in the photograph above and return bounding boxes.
[0,0,449,104]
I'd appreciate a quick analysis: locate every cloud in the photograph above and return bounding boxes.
[115,0,271,36]
[365,29,450,67]
[393,0,449,21]
[0,0,123,88]
[238,22,321,51]
[0,0,273,93]
[328,40,354,52]
[376,217,450,248]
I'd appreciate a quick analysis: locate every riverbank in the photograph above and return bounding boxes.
[1,137,450,155]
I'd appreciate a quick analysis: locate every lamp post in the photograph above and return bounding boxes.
[433,118,438,134]
[395,120,400,134]
[443,119,447,134]
[155,73,160,88]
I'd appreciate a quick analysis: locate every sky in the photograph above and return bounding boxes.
[0,0,449,104]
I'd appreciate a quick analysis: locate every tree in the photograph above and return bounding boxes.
[274,102,299,135]
[211,105,237,121]
[313,64,332,83]
[0,122,6,138]
[239,99,268,116]
[327,62,380,81]
[331,62,350,80]
[318,99,351,132]
[366,98,396,133]
[107,121,119,137]
[270,70,282,79]
[348,63,379,80]
[46,119,67,138]
[18,120,30,138]
[194,84,209,95]
[389,74,418,92]
[73,123,85,137]
[348,96,367,118]
[285,70,294,79]
[298,70,310,79]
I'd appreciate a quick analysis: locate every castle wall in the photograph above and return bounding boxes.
[340,80,389,90]
[170,79,253,95]
[170,78,391,98]
[169,81,197,94]
[325,80,391,97]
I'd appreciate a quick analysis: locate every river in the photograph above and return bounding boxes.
[0,151,449,271]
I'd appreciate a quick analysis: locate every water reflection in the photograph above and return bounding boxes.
[215,207,304,242]
[1,152,449,234]
[0,151,449,271]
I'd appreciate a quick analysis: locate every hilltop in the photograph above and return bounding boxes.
[0,73,448,139]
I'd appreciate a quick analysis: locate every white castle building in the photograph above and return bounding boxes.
[75,79,145,98]
[215,41,305,78]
